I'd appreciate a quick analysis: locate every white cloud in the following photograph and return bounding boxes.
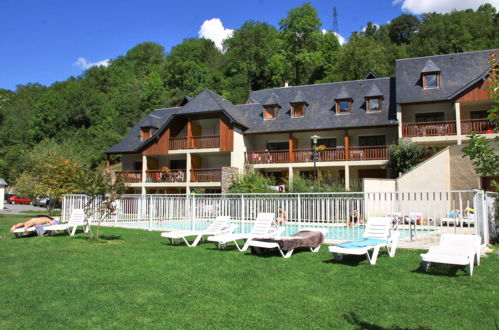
[393,0,499,14]
[198,18,234,50]
[333,32,346,46]
[73,57,110,70]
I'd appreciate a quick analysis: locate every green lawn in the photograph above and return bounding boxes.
[1,215,497,329]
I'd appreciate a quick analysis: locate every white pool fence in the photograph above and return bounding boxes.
[62,190,497,249]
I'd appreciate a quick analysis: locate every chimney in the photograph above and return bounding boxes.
[284,80,289,87]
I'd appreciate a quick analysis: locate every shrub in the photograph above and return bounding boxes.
[386,139,427,176]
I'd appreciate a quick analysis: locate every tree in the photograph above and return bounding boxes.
[279,2,323,85]
[386,139,428,176]
[80,168,126,240]
[389,14,420,45]
[228,171,276,193]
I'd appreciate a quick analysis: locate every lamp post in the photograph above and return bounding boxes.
[310,134,320,186]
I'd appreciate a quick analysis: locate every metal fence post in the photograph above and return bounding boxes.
[241,194,245,233]
[297,194,301,231]
[148,195,153,231]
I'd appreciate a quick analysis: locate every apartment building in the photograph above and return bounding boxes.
[106,49,497,194]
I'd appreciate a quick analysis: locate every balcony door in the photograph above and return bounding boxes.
[415,112,444,122]
[266,142,289,151]
[359,135,385,146]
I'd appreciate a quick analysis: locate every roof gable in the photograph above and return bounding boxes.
[421,59,441,73]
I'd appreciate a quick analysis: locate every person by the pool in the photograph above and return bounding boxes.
[9,215,59,232]
[277,207,287,225]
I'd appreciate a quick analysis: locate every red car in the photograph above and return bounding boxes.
[8,195,31,205]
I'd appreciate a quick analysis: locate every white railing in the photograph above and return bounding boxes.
[62,190,495,249]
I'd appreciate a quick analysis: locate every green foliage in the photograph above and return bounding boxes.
[386,139,428,176]
[228,171,275,193]
[389,14,420,45]
[285,174,360,193]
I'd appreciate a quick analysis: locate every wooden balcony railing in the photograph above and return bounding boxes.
[191,135,220,149]
[145,170,186,183]
[461,119,497,135]
[402,121,457,137]
[169,137,187,150]
[190,168,222,182]
[169,135,220,150]
[348,146,389,160]
[115,171,142,183]
[245,146,389,164]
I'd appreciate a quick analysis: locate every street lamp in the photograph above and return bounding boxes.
[310,134,320,185]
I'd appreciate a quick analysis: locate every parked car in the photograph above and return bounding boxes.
[4,193,15,202]
[8,195,31,205]
[33,196,49,207]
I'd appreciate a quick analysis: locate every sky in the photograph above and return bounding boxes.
[0,0,497,91]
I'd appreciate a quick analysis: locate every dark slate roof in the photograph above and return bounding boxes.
[0,177,7,186]
[421,59,441,73]
[106,107,180,153]
[178,89,249,127]
[261,92,281,106]
[140,114,162,128]
[243,77,397,134]
[396,50,493,104]
[290,90,308,104]
[365,84,383,97]
[365,72,377,79]
[335,86,350,99]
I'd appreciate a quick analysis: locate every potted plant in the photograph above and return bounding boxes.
[315,145,327,152]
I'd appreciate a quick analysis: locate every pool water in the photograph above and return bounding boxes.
[116,220,427,241]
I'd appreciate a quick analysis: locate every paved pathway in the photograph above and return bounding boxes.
[0,203,56,215]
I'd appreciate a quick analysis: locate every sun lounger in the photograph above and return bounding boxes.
[43,210,89,236]
[11,217,61,237]
[328,217,400,265]
[207,213,278,251]
[160,216,232,247]
[420,234,481,276]
[247,228,327,258]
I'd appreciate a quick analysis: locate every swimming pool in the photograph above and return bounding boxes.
[115,220,428,241]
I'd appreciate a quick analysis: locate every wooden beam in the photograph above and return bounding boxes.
[344,134,350,161]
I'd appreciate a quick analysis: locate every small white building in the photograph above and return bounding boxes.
[0,178,7,210]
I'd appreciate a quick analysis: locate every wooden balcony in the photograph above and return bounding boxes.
[461,119,497,135]
[402,121,457,137]
[115,171,142,183]
[169,135,220,150]
[145,170,186,183]
[190,168,222,182]
[245,146,389,164]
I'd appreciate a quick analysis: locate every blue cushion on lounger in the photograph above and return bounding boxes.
[337,238,388,249]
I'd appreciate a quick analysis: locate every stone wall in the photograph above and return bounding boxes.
[221,167,239,193]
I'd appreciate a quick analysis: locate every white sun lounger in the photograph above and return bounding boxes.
[328,217,400,265]
[160,216,232,247]
[247,228,327,258]
[43,209,90,236]
[207,213,279,251]
[420,234,481,276]
[11,217,61,237]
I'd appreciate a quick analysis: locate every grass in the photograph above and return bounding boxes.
[19,209,62,215]
[0,214,498,329]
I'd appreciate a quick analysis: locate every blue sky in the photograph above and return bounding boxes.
[0,0,495,90]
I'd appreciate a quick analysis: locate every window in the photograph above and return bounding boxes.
[336,99,351,114]
[134,161,142,171]
[263,106,277,119]
[291,103,305,117]
[170,159,186,170]
[415,112,444,122]
[423,72,440,89]
[266,142,289,151]
[470,110,488,119]
[359,135,385,146]
[366,97,382,112]
[140,128,151,141]
[311,138,336,148]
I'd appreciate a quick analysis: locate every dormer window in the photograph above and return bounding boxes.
[263,105,278,119]
[423,72,440,89]
[140,128,151,141]
[336,99,351,114]
[291,102,305,117]
[366,97,382,112]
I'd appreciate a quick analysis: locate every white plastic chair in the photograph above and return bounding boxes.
[328,217,400,265]
[44,209,90,236]
[160,216,232,247]
[420,234,481,276]
[207,213,279,251]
